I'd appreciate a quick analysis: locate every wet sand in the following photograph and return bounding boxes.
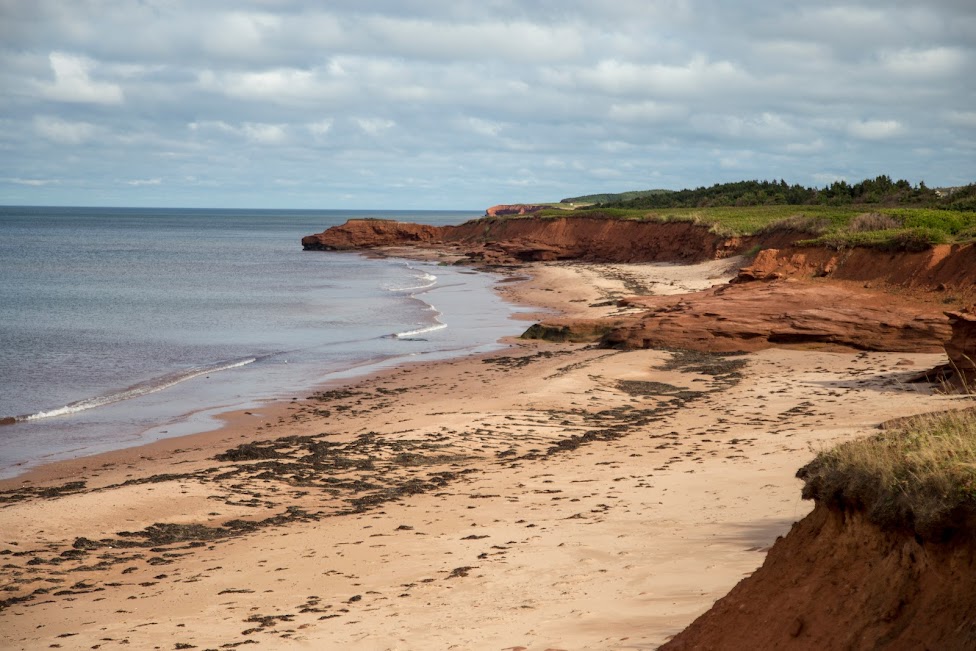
[0,257,965,650]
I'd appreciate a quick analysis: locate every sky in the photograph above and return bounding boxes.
[1,1,974,209]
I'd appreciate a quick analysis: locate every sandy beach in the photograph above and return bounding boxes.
[0,256,966,650]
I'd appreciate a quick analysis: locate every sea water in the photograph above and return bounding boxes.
[0,206,528,478]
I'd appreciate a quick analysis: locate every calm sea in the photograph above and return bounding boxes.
[0,206,528,478]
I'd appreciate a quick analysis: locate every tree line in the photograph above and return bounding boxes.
[584,177,976,211]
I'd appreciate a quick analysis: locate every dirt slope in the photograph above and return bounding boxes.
[660,503,976,651]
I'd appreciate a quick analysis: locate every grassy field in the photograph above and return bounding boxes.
[527,204,976,250]
[797,407,976,539]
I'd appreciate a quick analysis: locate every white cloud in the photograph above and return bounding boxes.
[355,118,395,135]
[307,119,334,136]
[242,123,287,144]
[33,115,96,144]
[571,56,748,97]
[360,16,585,64]
[881,47,968,77]
[36,52,123,104]
[4,177,61,186]
[461,117,504,137]
[847,119,904,140]
[608,101,683,123]
[204,11,282,59]
[187,120,287,144]
[785,139,826,154]
[126,178,162,186]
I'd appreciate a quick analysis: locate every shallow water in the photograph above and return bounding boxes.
[0,206,527,477]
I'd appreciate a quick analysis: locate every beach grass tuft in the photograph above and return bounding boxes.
[797,408,976,540]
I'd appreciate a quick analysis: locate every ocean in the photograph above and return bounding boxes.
[0,206,529,478]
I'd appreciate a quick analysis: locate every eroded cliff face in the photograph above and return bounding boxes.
[945,307,976,385]
[599,281,951,353]
[302,216,752,263]
[738,243,976,299]
[659,504,976,651]
[523,281,950,353]
[484,204,549,217]
[301,220,444,251]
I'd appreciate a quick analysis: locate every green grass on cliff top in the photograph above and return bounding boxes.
[798,407,976,540]
[522,204,976,250]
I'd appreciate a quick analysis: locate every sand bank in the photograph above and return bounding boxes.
[0,258,965,650]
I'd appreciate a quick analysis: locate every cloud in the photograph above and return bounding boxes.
[3,177,61,186]
[461,117,505,137]
[355,118,395,135]
[2,2,974,207]
[567,56,748,98]
[241,122,287,144]
[33,115,96,144]
[35,52,123,104]
[307,119,333,136]
[608,101,683,123]
[125,178,162,186]
[187,120,287,144]
[847,119,904,140]
[881,47,968,77]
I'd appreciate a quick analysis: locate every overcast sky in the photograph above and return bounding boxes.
[1,1,974,209]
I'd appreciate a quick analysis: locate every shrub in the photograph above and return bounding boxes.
[848,212,902,232]
[802,227,948,252]
[756,213,831,236]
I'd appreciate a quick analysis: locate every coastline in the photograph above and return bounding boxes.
[1,253,966,650]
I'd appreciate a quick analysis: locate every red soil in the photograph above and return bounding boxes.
[660,504,976,651]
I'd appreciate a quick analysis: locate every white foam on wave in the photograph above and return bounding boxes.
[386,270,438,293]
[394,322,448,338]
[20,357,258,422]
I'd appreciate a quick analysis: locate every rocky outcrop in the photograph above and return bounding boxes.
[587,281,949,353]
[738,243,976,299]
[659,503,976,651]
[303,216,755,263]
[605,281,950,353]
[301,219,443,251]
[484,204,549,216]
[945,307,976,386]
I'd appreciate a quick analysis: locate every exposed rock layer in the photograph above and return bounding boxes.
[302,216,758,263]
[739,243,976,298]
[525,281,950,353]
[484,204,549,216]
[945,307,976,384]
[660,504,976,651]
[301,220,443,250]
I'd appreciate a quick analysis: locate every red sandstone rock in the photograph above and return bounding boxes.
[484,204,548,217]
[303,216,750,263]
[301,219,444,250]
[738,244,976,299]
[598,281,950,353]
[944,306,976,384]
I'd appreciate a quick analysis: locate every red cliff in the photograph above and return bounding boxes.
[945,306,976,385]
[303,216,750,263]
[484,204,549,216]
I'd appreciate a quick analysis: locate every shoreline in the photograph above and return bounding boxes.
[0,252,527,483]
[1,253,967,650]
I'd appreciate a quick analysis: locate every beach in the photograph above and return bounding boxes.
[0,255,962,650]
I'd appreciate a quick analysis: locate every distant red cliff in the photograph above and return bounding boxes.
[484,204,549,216]
[302,215,749,263]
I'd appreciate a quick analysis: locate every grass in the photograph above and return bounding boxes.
[797,408,976,540]
[522,204,976,251]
